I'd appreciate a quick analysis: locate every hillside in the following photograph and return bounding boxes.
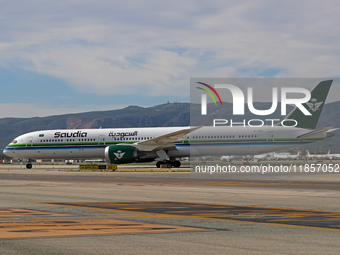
[0,103,190,151]
[1,102,339,153]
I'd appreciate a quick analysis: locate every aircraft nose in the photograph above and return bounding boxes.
[3,149,9,158]
[3,146,11,157]
[3,139,17,157]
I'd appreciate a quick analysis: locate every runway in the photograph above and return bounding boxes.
[0,164,339,254]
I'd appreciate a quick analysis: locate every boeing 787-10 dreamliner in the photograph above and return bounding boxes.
[4,80,336,169]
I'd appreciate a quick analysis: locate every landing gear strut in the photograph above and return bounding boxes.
[156,160,181,168]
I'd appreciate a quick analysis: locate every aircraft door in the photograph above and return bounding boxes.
[266,131,274,142]
[26,136,33,147]
[98,135,106,145]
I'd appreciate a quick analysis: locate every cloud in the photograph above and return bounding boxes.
[1,0,340,101]
[24,45,196,96]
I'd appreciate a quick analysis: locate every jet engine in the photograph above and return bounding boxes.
[104,145,153,164]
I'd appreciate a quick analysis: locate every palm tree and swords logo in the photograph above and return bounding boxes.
[306,98,323,112]
[114,150,125,159]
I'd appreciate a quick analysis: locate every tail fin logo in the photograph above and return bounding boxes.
[306,98,323,112]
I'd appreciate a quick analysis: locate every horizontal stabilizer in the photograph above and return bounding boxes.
[326,128,339,133]
[297,127,334,139]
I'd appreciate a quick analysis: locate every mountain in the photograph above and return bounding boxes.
[1,102,340,153]
[0,103,190,151]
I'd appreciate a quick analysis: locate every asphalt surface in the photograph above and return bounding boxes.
[0,164,339,254]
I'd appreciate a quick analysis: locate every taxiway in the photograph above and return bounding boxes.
[0,164,339,254]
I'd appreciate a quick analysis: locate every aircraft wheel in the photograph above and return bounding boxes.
[26,163,32,169]
[172,160,181,168]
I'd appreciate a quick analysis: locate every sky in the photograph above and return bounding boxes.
[1,0,340,118]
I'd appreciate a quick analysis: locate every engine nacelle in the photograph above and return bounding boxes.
[105,145,140,164]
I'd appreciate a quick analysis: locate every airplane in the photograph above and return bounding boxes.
[3,80,336,169]
[253,153,272,160]
[306,150,331,159]
[220,155,235,161]
[273,151,300,160]
[326,151,340,160]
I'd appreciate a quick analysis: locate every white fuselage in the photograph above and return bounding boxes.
[3,126,325,160]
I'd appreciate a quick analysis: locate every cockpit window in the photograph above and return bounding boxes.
[11,140,17,144]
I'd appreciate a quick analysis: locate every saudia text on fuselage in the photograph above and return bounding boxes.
[109,131,138,138]
[54,131,88,138]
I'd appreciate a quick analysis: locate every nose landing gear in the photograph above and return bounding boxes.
[26,160,32,169]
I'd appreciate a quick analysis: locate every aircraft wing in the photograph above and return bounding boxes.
[297,127,336,139]
[135,126,200,152]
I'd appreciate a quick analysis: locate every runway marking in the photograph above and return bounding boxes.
[0,218,205,239]
[47,201,340,231]
[0,208,70,218]
[5,180,333,188]
[325,175,340,178]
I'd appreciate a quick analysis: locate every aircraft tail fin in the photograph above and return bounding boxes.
[282,80,332,129]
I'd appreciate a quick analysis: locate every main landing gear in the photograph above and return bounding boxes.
[156,160,181,168]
